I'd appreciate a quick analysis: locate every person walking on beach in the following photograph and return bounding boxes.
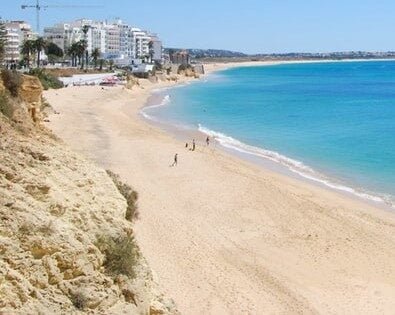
[206,136,210,146]
[171,153,178,166]
[192,139,196,151]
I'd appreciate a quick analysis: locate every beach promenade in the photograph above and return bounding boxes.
[44,66,395,314]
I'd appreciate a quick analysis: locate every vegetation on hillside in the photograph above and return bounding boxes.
[0,93,13,119]
[95,234,140,278]
[106,170,139,222]
[0,70,22,119]
[1,70,22,97]
[29,68,64,90]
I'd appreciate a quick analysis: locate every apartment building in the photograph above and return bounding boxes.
[44,19,104,55]
[44,19,162,66]
[149,35,163,63]
[3,21,35,64]
[130,27,151,60]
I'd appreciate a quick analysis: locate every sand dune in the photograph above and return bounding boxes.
[44,72,395,314]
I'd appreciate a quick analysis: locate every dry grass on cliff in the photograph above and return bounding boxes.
[0,93,14,119]
[106,170,139,222]
[1,70,22,97]
[95,234,140,279]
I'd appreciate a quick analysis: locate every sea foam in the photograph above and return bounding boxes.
[198,124,394,208]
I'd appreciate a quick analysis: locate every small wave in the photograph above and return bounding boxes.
[147,94,171,110]
[140,94,171,121]
[198,125,394,208]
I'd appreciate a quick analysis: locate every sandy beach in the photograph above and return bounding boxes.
[44,64,395,314]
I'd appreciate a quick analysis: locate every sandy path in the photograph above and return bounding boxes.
[44,80,395,314]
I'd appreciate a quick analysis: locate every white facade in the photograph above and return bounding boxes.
[3,21,35,63]
[44,19,162,65]
[131,28,151,59]
[44,19,104,55]
[149,35,163,62]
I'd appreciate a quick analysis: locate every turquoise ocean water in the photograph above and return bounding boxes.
[142,61,395,207]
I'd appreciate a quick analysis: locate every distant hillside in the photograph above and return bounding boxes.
[164,48,247,58]
[164,48,395,62]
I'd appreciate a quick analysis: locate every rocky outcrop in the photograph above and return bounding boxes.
[126,75,140,90]
[18,75,43,106]
[19,75,44,122]
[0,88,178,314]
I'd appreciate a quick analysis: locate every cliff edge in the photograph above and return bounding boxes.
[0,73,178,314]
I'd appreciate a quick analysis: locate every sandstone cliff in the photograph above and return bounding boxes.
[0,75,178,314]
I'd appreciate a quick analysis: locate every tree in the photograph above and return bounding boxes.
[82,25,90,69]
[108,59,114,71]
[91,48,100,68]
[46,42,63,57]
[68,42,79,67]
[21,40,36,68]
[77,39,87,70]
[34,37,47,68]
[99,58,104,71]
[45,42,63,65]
[0,21,6,64]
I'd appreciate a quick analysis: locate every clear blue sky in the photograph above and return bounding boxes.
[1,0,395,54]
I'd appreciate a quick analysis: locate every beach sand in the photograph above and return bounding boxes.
[44,65,395,314]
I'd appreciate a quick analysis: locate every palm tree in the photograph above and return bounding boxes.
[77,39,87,70]
[67,44,75,67]
[21,40,36,68]
[68,42,83,67]
[108,59,114,71]
[34,37,46,68]
[91,48,100,68]
[82,25,90,69]
[99,58,104,71]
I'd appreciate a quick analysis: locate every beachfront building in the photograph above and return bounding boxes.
[149,35,163,63]
[44,19,105,55]
[2,21,35,65]
[170,50,190,65]
[130,28,151,61]
[44,19,162,66]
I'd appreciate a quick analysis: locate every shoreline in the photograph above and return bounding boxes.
[44,62,395,314]
[140,61,395,212]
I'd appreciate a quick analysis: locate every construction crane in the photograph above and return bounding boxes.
[21,0,102,34]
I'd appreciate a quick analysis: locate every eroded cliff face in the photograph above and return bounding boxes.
[0,76,178,314]
[0,78,4,94]
[18,75,43,106]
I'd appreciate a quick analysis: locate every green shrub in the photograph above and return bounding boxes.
[0,93,14,119]
[1,70,22,97]
[29,68,63,90]
[95,234,140,278]
[106,170,139,222]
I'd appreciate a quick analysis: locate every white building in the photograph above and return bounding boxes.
[148,35,163,63]
[3,21,35,64]
[44,19,105,55]
[130,28,151,60]
[44,19,162,66]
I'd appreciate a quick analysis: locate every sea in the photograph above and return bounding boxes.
[142,61,395,208]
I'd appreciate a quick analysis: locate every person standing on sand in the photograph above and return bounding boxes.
[171,153,178,166]
[192,139,196,151]
[206,136,210,146]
